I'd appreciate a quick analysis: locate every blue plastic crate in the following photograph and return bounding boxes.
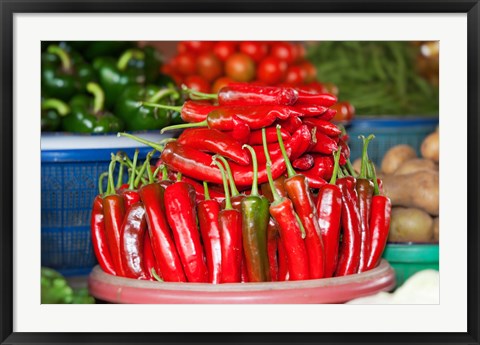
[41,133,169,277]
[345,116,439,166]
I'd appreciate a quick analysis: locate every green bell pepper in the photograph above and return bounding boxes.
[62,82,124,133]
[41,45,95,101]
[126,45,163,84]
[93,49,146,109]
[115,84,179,131]
[41,98,70,132]
[41,267,74,304]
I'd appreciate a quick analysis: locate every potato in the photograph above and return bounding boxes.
[421,131,439,162]
[382,170,439,216]
[381,145,417,174]
[432,217,439,242]
[388,207,433,243]
[394,158,438,175]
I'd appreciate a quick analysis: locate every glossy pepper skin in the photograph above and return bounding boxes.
[365,196,392,271]
[304,118,342,137]
[139,183,186,282]
[356,179,374,273]
[41,45,95,101]
[218,209,243,283]
[292,154,314,171]
[90,195,116,275]
[120,202,148,279]
[41,98,70,132]
[143,232,160,281]
[241,185,270,281]
[177,128,251,166]
[248,127,291,146]
[267,218,279,282]
[102,194,126,277]
[197,183,222,284]
[335,177,362,277]
[295,90,337,107]
[217,83,298,106]
[309,130,338,155]
[115,85,175,131]
[62,83,124,133]
[93,49,146,109]
[164,180,208,283]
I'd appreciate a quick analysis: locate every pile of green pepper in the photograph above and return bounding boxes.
[41,41,182,133]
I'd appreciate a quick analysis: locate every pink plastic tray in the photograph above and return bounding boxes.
[88,259,395,304]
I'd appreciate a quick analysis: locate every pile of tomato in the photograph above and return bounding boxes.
[161,41,355,123]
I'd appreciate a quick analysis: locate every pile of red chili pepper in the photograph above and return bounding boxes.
[90,82,391,283]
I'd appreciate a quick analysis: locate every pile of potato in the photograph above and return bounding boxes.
[353,128,439,243]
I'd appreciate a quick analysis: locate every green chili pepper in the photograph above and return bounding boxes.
[93,49,146,109]
[240,145,270,282]
[114,84,179,131]
[41,98,70,132]
[62,82,124,133]
[41,44,96,101]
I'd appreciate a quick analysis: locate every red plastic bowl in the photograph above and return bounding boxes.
[88,259,395,304]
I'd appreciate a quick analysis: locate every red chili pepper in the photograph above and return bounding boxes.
[293,104,328,117]
[164,174,208,283]
[295,90,337,107]
[263,128,309,281]
[302,154,335,181]
[339,137,350,164]
[276,126,326,279]
[102,157,127,277]
[213,160,243,283]
[143,231,161,281]
[267,218,279,282]
[217,83,299,106]
[178,128,250,166]
[275,115,302,134]
[118,150,141,210]
[334,175,362,277]
[142,100,216,123]
[309,128,338,155]
[120,202,148,279]
[365,162,391,271]
[316,150,343,278]
[197,182,222,284]
[356,135,375,273]
[248,126,291,146]
[292,154,314,171]
[303,118,342,137]
[90,194,116,276]
[139,154,186,282]
[277,236,290,281]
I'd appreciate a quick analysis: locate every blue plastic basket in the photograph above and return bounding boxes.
[41,133,169,277]
[345,116,439,166]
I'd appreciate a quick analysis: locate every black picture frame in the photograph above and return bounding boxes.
[1,1,479,344]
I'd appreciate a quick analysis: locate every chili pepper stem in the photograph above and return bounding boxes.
[141,102,182,113]
[105,155,117,196]
[128,150,139,190]
[134,150,155,188]
[181,84,218,100]
[98,172,109,195]
[215,155,240,197]
[47,45,71,71]
[213,158,232,210]
[161,165,168,181]
[117,49,145,71]
[294,212,306,239]
[359,134,375,178]
[329,150,342,185]
[118,132,165,152]
[203,181,211,200]
[262,128,281,202]
[276,125,296,178]
[116,156,125,189]
[346,160,358,178]
[87,82,106,114]
[370,160,381,195]
[176,172,182,182]
[242,145,259,196]
[151,268,163,282]
[42,99,70,116]
[160,120,208,134]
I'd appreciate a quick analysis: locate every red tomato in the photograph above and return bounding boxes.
[299,61,317,83]
[183,75,211,93]
[174,52,197,76]
[225,53,256,82]
[177,41,189,54]
[239,41,269,62]
[196,52,223,82]
[213,41,237,61]
[323,82,339,96]
[257,56,287,85]
[270,42,297,64]
[285,65,306,85]
[211,76,235,94]
[182,41,214,53]
[294,43,307,62]
[331,101,355,123]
